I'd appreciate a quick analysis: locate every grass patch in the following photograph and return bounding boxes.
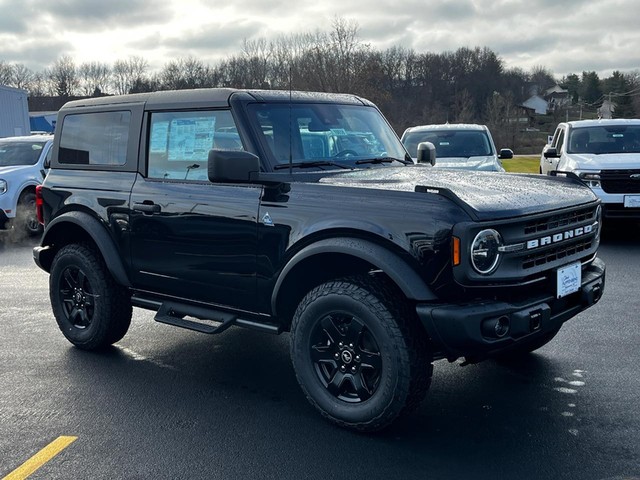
[503,155,540,174]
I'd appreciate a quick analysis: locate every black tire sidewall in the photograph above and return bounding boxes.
[50,245,112,348]
[291,282,410,427]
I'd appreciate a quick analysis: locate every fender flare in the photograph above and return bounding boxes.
[41,211,131,287]
[271,237,437,314]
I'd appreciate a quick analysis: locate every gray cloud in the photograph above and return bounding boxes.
[0,0,638,78]
[32,0,172,30]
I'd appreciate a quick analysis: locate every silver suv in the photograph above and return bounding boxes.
[401,123,513,171]
[0,134,53,236]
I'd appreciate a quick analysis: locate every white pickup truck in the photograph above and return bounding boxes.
[540,119,640,219]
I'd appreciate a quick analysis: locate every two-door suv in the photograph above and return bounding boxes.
[34,89,605,431]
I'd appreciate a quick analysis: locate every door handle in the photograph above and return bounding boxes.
[133,202,161,214]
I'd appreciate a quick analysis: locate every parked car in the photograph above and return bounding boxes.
[0,134,53,236]
[541,119,640,219]
[33,89,604,432]
[401,123,513,171]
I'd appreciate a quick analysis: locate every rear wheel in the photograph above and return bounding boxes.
[290,275,432,432]
[50,243,132,350]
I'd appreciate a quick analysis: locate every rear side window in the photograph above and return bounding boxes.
[59,111,131,166]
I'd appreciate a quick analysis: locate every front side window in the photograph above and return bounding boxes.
[59,111,130,165]
[247,103,406,168]
[147,110,243,180]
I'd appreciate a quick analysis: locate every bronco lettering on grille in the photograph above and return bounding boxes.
[526,225,594,250]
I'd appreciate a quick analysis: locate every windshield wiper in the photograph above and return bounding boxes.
[355,157,411,165]
[273,161,353,170]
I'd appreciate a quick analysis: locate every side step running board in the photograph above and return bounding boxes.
[155,301,237,334]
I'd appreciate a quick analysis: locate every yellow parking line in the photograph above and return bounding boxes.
[3,436,77,480]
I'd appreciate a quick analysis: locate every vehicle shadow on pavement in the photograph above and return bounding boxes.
[56,328,606,479]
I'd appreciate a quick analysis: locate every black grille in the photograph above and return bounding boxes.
[522,239,593,269]
[600,169,640,194]
[524,207,596,235]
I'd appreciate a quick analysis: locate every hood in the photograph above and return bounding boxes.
[433,155,504,172]
[319,165,597,221]
[0,164,34,176]
[567,152,640,170]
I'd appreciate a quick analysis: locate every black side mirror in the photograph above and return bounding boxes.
[208,150,260,183]
[417,142,436,166]
[543,146,559,159]
[499,148,513,160]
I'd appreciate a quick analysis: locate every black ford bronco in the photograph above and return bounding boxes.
[34,88,605,431]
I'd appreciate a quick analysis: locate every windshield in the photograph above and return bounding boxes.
[0,141,46,167]
[567,125,640,154]
[246,103,408,168]
[403,130,493,159]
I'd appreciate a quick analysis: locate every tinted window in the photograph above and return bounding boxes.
[247,103,405,166]
[147,110,243,180]
[59,111,131,166]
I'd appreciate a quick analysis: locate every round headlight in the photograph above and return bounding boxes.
[471,229,502,274]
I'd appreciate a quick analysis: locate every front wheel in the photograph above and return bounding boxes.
[290,276,432,432]
[14,192,42,237]
[50,243,132,350]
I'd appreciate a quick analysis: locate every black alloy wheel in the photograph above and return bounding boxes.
[59,265,96,329]
[291,275,433,432]
[50,243,132,350]
[309,313,383,403]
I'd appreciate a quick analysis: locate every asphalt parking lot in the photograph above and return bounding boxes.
[0,223,639,480]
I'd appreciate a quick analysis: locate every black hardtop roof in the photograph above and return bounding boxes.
[59,88,369,111]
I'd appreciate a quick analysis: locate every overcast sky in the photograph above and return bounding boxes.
[1,0,639,79]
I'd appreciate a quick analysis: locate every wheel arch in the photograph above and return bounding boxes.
[271,237,436,327]
[38,210,131,287]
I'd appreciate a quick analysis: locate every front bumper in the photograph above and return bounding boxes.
[417,257,605,361]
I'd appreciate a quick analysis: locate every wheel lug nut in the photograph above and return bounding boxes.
[349,343,354,348]
[334,353,340,359]
[338,342,343,348]
[351,366,357,373]
[340,365,346,372]
[355,355,360,361]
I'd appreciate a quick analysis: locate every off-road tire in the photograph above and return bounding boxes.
[50,243,132,350]
[290,275,433,432]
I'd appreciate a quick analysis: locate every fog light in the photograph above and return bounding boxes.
[482,316,510,339]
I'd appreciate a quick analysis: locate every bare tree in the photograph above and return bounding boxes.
[485,91,519,149]
[113,56,148,94]
[0,61,13,85]
[11,64,34,91]
[48,56,79,97]
[79,61,111,96]
[159,57,216,90]
[452,89,476,123]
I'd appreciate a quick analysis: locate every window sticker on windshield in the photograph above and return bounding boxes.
[330,128,347,135]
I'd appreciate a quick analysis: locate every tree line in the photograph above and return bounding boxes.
[1,19,638,145]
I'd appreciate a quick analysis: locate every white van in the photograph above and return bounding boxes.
[540,119,640,219]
